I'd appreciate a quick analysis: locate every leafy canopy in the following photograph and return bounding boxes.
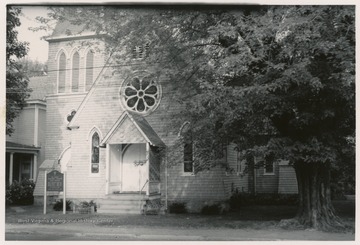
[6,6,31,136]
[45,5,355,170]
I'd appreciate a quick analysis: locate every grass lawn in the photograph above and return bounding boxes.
[6,200,354,231]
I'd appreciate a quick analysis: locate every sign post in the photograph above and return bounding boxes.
[44,170,64,215]
[43,170,47,214]
[63,172,66,214]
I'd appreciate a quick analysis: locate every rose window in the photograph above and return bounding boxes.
[121,74,161,114]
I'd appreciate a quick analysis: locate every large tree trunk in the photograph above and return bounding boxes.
[293,161,345,231]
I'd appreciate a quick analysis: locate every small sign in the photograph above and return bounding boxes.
[47,170,63,191]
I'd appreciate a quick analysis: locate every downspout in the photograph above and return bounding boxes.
[165,149,168,212]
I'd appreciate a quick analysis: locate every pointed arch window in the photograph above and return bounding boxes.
[183,141,194,173]
[91,132,100,174]
[85,50,94,91]
[72,52,80,92]
[58,52,66,93]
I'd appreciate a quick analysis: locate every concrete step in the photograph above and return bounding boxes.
[97,194,147,214]
[100,199,145,205]
[106,194,146,201]
[97,208,142,214]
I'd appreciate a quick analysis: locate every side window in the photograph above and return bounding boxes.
[71,51,80,92]
[264,153,275,174]
[91,132,100,174]
[85,50,94,91]
[236,151,243,174]
[58,52,66,93]
[183,142,193,173]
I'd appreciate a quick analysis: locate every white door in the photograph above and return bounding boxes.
[122,144,147,192]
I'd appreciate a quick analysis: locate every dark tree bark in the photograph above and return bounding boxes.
[293,161,346,231]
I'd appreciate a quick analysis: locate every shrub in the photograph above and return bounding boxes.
[79,200,97,212]
[201,204,221,215]
[53,199,72,211]
[6,179,35,205]
[168,202,187,214]
[229,193,298,210]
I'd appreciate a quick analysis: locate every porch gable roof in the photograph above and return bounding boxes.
[100,111,165,147]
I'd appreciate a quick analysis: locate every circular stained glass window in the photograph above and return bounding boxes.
[121,74,161,114]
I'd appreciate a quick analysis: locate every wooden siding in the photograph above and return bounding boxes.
[223,143,248,197]
[254,157,279,194]
[107,116,146,144]
[44,95,85,161]
[7,107,35,146]
[278,162,298,194]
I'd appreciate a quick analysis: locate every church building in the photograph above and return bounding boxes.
[33,18,298,214]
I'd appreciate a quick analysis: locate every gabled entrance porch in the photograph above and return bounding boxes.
[98,111,164,214]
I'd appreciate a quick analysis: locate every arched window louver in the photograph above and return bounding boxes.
[91,132,100,174]
[71,52,80,92]
[85,50,94,91]
[132,43,150,60]
[58,52,66,93]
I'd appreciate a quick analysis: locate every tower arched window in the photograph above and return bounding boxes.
[85,50,94,91]
[91,132,100,174]
[58,52,66,93]
[72,51,80,92]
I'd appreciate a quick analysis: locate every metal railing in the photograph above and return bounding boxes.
[139,179,149,213]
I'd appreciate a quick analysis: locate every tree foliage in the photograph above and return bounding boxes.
[6,6,31,136]
[17,58,48,77]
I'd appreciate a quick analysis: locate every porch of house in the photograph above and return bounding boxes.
[96,143,162,214]
[96,111,164,214]
[6,142,40,186]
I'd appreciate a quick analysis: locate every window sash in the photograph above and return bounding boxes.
[91,133,100,174]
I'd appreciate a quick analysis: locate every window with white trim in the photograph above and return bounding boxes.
[91,132,100,174]
[58,52,66,93]
[71,51,80,92]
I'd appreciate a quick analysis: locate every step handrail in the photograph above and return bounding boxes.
[140,179,149,214]
[140,179,149,193]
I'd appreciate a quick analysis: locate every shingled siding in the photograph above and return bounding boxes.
[278,162,298,194]
[255,162,279,194]
[7,107,35,146]
[223,143,248,196]
[37,107,47,174]
[44,37,104,162]
[45,95,85,161]
[65,127,107,198]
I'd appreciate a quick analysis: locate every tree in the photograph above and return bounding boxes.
[41,5,355,231]
[17,58,48,77]
[6,6,31,135]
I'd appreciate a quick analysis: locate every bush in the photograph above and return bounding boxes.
[229,193,298,210]
[53,199,72,211]
[168,202,187,214]
[6,179,35,205]
[201,204,221,215]
[79,200,97,212]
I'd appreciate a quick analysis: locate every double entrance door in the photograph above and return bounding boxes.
[109,143,147,193]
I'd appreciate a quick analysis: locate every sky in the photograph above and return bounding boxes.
[16,6,52,63]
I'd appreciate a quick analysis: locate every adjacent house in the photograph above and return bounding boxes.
[30,19,298,213]
[6,76,51,186]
